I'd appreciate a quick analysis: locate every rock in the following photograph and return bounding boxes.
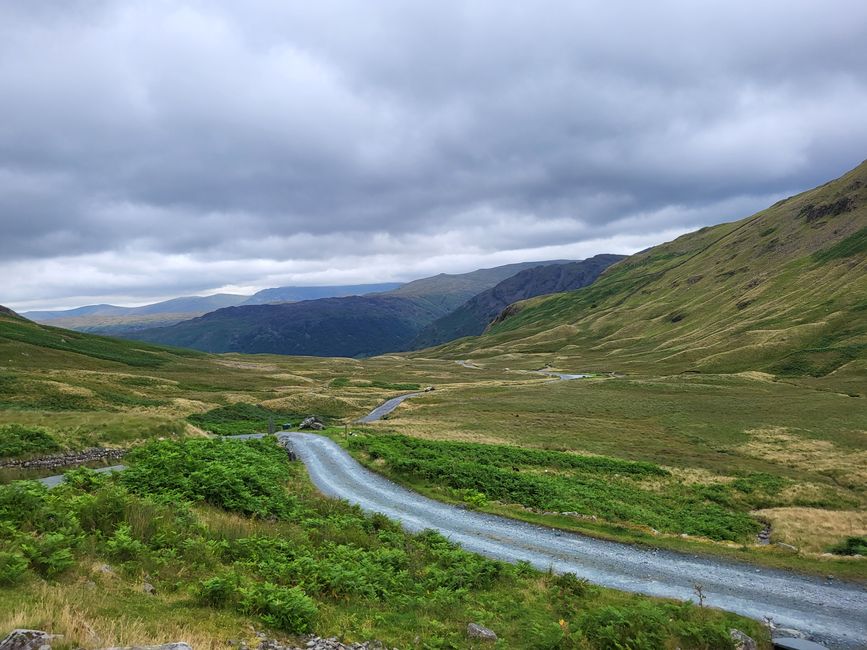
[729,629,757,650]
[775,542,799,553]
[0,630,61,650]
[95,563,115,575]
[299,416,326,431]
[103,644,192,650]
[466,623,497,642]
[423,386,435,392]
[141,582,156,595]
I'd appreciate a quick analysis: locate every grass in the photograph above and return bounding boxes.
[0,438,768,649]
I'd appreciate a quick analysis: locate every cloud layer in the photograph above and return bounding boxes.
[2,1,867,310]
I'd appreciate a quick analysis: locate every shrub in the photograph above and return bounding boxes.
[21,532,76,578]
[0,550,28,585]
[105,523,146,562]
[579,602,669,650]
[196,573,242,608]
[239,582,318,633]
[0,424,60,458]
[829,536,867,556]
[121,438,298,518]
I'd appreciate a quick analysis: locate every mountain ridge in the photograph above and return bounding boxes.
[430,159,867,384]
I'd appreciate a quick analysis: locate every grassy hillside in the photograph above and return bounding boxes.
[412,255,624,348]
[433,160,867,383]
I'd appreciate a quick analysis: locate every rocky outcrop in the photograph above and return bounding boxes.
[0,447,126,471]
[299,416,325,431]
[247,635,395,650]
[729,629,757,650]
[0,630,61,650]
[466,623,497,642]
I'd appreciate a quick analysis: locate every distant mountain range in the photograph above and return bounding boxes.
[22,284,405,336]
[411,254,624,349]
[125,261,573,356]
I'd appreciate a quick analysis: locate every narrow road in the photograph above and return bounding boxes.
[283,432,867,649]
[35,393,867,647]
[355,392,420,423]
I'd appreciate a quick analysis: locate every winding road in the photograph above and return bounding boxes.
[37,393,867,647]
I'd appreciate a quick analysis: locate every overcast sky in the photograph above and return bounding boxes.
[2,1,867,311]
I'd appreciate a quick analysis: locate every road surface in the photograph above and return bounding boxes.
[283,431,866,649]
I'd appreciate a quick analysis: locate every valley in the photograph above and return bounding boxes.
[1,162,866,648]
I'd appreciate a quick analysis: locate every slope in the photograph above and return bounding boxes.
[432,159,867,382]
[412,254,624,348]
[387,259,571,313]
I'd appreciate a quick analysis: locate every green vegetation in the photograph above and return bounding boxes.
[349,434,794,541]
[0,438,765,647]
[0,424,60,458]
[813,226,867,262]
[830,536,867,556]
[187,403,305,435]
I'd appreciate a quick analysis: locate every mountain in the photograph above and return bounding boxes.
[0,305,23,320]
[411,255,625,348]
[131,296,444,357]
[22,285,403,337]
[126,261,572,356]
[432,160,867,381]
[386,261,571,313]
[242,283,404,305]
[24,294,247,322]
[22,294,249,336]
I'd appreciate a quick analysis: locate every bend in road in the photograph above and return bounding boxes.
[282,432,867,649]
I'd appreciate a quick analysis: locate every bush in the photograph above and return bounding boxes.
[21,532,76,578]
[240,582,318,633]
[579,602,669,650]
[196,573,241,608]
[121,438,299,518]
[0,424,60,458]
[0,550,28,584]
[829,536,867,556]
[105,523,147,562]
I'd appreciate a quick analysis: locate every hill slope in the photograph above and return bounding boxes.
[126,261,571,356]
[131,295,446,357]
[433,160,867,381]
[386,260,570,313]
[412,255,624,348]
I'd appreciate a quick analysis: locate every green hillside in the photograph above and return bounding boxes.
[434,160,867,384]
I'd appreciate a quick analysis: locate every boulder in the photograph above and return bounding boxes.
[466,623,497,642]
[729,629,757,650]
[299,417,326,431]
[0,630,61,650]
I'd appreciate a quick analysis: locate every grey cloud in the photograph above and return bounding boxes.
[1,1,866,309]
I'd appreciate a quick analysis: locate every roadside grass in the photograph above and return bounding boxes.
[0,438,768,649]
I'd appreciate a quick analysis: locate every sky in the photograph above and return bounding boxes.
[2,1,867,312]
